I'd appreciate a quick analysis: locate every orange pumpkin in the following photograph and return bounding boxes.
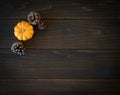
[14,20,34,41]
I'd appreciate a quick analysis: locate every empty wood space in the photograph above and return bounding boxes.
[0,79,120,95]
[0,0,120,95]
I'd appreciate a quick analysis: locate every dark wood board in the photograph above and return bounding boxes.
[0,20,119,49]
[0,0,51,19]
[40,0,120,20]
[0,0,120,19]
[0,50,119,78]
[0,79,119,95]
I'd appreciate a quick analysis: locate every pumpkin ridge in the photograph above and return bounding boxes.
[26,25,33,30]
[24,32,31,40]
[26,31,33,38]
[17,33,23,41]
[15,25,21,31]
[23,21,30,29]
[22,33,27,41]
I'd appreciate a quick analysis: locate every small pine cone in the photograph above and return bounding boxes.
[27,11,41,25]
[11,42,25,55]
[37,20,46,30]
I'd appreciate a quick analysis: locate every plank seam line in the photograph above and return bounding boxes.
[0,18,120,20]
[0,78,119,80]
[0,48,120,51]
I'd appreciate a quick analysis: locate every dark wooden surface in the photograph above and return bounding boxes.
[0,0,120,95]
[0,79,120,95]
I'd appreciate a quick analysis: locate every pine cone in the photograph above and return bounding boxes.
[11,42,25,55]
[27,11,41,25]
[37,20,46,30]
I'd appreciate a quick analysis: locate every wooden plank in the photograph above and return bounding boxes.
[0,79,119,95]
[0,50,119,78]
[40,0,120,19]
[85,19,120,49]
[0,0,51,19]
[0,0,120,19]
[0,20,119,49]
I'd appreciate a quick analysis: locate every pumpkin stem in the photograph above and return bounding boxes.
[22,29,26,32]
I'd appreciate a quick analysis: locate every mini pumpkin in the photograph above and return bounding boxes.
[14,20,34,41]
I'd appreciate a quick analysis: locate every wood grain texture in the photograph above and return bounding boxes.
[0,20,119,49]
[0,79,119,95]
[0,0,51,19]
[40,0,120,19]
[0,0,120,19]
[0,50,119,78]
